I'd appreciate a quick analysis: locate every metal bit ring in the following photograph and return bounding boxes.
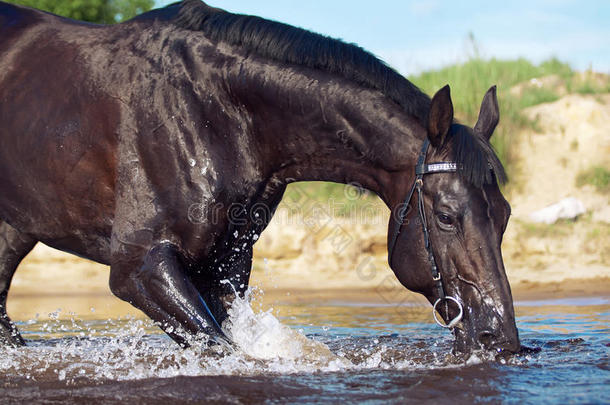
[432,296,463,329]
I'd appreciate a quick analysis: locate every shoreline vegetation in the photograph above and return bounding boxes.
[7,57,610,319]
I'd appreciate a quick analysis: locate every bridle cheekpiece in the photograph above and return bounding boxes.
[388,138,464,329]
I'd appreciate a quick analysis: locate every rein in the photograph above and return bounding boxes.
[388,139,463,329]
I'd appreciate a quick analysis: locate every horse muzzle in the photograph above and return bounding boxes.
[451,305,521,356]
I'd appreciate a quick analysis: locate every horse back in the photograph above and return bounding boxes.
[0,3,120,261]
[0,3,258,264]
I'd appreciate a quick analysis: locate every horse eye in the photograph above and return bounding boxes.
[437,213,454,226]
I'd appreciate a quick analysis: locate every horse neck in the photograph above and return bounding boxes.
[229,63,427,205]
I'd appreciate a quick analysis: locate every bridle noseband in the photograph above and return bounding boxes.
[388,139,463,329]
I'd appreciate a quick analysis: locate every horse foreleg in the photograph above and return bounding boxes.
[109,242,231,347]
[191,244,254,326]
[0,221,37,347]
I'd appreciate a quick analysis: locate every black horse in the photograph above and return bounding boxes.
[0,0,520,355]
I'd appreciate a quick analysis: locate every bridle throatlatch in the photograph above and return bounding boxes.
[388,139,464,329]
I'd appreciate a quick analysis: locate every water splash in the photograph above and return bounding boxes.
[1,297,606,404]
[0,288,516,383]
[224,289,348,367]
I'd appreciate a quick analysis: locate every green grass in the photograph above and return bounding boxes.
[518,87,561,109]
[586,223,610,264]
[408,57,576,183]
[282,182,381,216]
[567,74,610,95]
[576,166,610,193]
[572,81,610,95]
[514,212,595,241]
[516,218,577,239]
[409,57,573,121]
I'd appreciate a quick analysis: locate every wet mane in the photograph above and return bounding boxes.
[173,1,504,188]
[174,0,431,122]
[448,124,507,187]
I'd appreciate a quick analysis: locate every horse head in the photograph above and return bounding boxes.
[388,85,520,356]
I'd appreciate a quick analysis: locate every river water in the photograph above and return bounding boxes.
[0,292,608,404]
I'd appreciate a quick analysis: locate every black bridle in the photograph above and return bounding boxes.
[388,139,463,329]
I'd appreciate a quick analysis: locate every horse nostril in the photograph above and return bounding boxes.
[478,331,495,347]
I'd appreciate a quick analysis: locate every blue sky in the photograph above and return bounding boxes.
[155,0,610,75]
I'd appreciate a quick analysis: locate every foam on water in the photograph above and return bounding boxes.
[2,293,607,404]
[0,288,519,383]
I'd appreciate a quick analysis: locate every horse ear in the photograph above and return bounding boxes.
[474,85,500,140]
[427,85,454,147]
